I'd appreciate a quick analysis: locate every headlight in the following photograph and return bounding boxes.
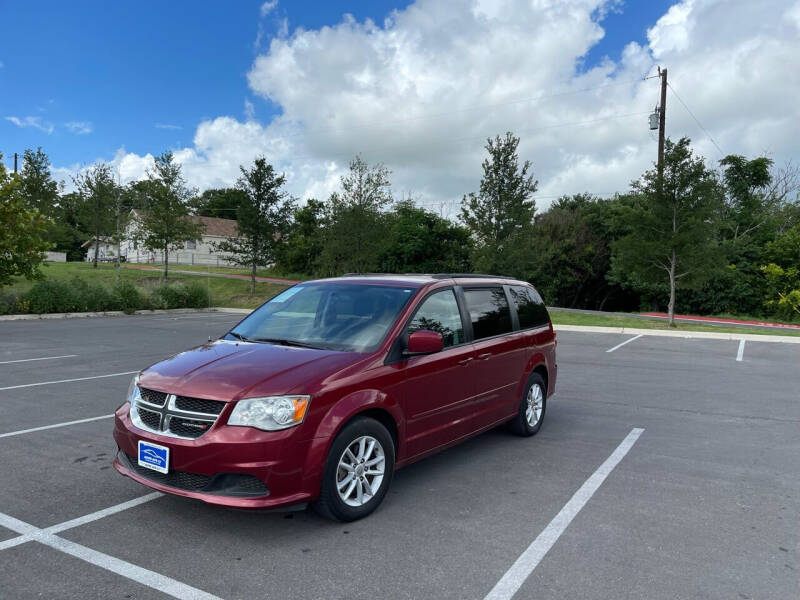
[228,396,310,431]
[126,375,140,414]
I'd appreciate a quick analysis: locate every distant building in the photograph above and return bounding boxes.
[81,237,117,262]
[119,210,241,266]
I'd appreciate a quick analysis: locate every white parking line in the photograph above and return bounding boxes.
[0,414,113,439]
[0,354,77,365]
[484,427,644,600]
[606,334,643,353]
[0,371,138,391]
[736,339,745,362]
[0,495,221,599]
[0,492,163,550]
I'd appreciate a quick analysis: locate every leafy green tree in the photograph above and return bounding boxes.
[319,156,393,275]
[278,199,325,276]
[189,187,248,218]
[461,132,537,274]
[135,152,204,278]
[520,194,630,309]
[214,158,295,294]
[0,156,50,287]
[379,200,472,273]
[74,163,118,268]
[19,147,59,214]
[611,138,724,326]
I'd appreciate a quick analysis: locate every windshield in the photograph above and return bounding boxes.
[227,283,417,352]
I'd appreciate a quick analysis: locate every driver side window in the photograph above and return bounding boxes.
[407,289,464,348]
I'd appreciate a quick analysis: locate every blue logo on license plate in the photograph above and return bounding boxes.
[137,441,169,474]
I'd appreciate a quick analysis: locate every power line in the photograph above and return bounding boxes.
[667,82,725,157]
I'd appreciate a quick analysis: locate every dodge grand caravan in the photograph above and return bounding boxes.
[113,274,557,521]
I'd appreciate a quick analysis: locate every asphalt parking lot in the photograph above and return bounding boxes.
[1,314,798,599]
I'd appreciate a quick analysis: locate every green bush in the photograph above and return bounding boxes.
[150,281,209,309]
[25,280,81,313]
[6,276,209,315]
[113,281,146,314]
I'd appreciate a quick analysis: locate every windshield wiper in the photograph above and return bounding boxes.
[229,331,252,342]
[251,337,325,350]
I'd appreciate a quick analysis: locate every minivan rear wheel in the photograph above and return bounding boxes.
[313,417,395,522]
[509,373,547,436]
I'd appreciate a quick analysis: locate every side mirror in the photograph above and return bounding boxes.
[406,330,444,355]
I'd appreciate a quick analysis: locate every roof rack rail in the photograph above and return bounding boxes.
[430,273,518,280]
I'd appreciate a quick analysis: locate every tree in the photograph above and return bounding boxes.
[135,152,204,278]
[319,156,393,275]
[520,194,628,310]
[189,187,248,218]
[379,200,472,273]
[0,156,50,287]
[74,163,118,269]
[611,138,724,326]
[19,147,59,214]
[278,199,325,275]
[461,132,537,273]
[215,158,295,294]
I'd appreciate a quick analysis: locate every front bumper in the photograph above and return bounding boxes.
[113,403,317,509]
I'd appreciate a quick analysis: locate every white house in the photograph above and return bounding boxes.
[82,237,118,262]
[119,209,241,266]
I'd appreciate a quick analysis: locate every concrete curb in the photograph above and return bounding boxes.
[553,324,800,344]
[0,307,252,322]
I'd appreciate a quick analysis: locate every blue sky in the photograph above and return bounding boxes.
[1,0,670,173]
[2,0,795,210]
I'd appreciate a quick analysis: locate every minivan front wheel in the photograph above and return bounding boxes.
[313,417,395,521]
[510,373,547,436]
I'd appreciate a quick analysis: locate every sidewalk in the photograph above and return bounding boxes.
[123,264,300,285]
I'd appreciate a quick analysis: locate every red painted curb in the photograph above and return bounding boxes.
[641,312,800,330]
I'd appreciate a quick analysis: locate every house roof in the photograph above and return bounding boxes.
[189,215,238,238]
[81,236,114,248]
[129,209,238,239]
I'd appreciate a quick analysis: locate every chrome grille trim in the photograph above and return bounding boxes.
[132,390,222,440]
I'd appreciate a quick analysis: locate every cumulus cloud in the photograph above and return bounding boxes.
[58,0,800,215]
[6,115,54,134]
[65,121,93,135]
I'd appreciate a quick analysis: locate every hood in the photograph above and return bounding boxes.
[137,339,362,401]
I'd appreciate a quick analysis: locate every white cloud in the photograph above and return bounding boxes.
[65,121,93,135]
[155,123,182,130]
[244,99,255,121]
[5,115,54,134]
[260,0,278,18]
[57,0,800,215]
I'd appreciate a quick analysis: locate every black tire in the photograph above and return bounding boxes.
[313,417,395,522]
[509,373,547,436]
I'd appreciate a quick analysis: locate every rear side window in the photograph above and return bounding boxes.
[463,288,513,340]
[407,289,464,348]
[509,286,549,329]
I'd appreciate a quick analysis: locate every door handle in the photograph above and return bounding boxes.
[477,353,492,360]
[458,357,473,366]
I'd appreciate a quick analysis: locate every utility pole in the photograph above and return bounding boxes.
[657,67,668,178]
[13,153,18,174]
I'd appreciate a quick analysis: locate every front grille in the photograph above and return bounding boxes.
[133,389,224,440]
[175,396,225,415]
[169,416,213,439]
[139,387,167,407]
[125,453,211,491]
[120,452,269,497]
[138,407,161,430]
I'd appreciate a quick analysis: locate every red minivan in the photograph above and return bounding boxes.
[113,274,557,521]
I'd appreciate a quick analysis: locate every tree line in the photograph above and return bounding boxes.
[2,133,799,324]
